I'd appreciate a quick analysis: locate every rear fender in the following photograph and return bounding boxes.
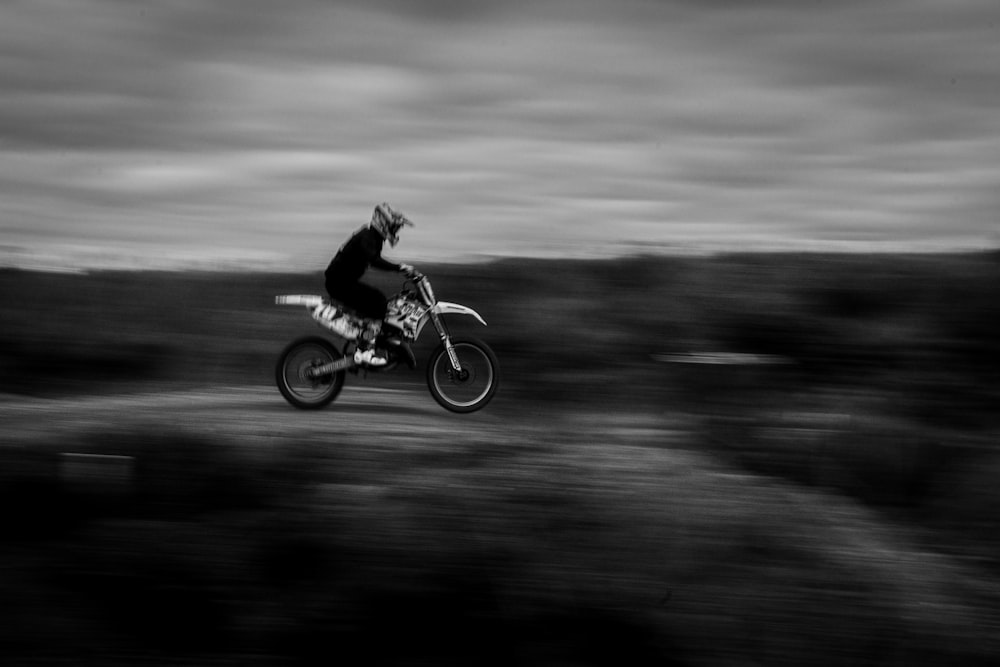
[276,295,325,308]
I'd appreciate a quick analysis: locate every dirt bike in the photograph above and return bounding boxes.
[274,271,499,413]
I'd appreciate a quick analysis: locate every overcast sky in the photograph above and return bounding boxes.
[1,0,998,270]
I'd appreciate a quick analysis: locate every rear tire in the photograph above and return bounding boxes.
[276,336,346,409]
[426,339,499,413]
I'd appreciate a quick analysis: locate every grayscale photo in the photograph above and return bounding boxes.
[2,1,999,664]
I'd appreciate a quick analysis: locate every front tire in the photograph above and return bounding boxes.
[426,339,499,413]
[276,336,345,409]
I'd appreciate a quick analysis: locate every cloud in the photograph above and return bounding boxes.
[1,0,999,270]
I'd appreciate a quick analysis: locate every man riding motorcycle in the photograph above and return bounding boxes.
[324,203,415,367]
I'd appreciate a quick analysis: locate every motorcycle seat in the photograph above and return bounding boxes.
[329,301,364,318]
[276,294,373,325]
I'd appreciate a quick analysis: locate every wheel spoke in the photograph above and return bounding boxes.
[429,341,497,411]
[276,338,345,409]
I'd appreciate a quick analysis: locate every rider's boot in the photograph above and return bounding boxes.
[353,320,388,367]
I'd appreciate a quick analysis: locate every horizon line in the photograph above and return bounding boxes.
[3,245,998,275]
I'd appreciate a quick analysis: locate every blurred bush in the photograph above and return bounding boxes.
[3,253,999,406]
[925,452,1000,571]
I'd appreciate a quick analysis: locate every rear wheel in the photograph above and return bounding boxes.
[276,337,345,409]
[426,339,499,413]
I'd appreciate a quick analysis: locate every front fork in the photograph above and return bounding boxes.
[415,277,462,372]
[429,311,462,372]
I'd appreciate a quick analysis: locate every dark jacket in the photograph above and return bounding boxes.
[325,226,400,283]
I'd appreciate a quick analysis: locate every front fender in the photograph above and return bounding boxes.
[431,301,487,326]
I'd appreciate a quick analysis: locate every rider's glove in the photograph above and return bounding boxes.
[398,263,416,275]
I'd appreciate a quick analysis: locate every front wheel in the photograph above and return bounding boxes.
[276,336,345,409]
[426,339,499,413]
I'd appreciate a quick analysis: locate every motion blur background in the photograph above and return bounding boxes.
[2,1,1000,665]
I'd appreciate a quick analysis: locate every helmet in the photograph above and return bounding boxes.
[370,202,413,247]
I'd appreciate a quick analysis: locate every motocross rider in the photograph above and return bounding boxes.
[325,203,415,367]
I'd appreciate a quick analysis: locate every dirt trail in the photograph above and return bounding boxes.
[0,384,683,450]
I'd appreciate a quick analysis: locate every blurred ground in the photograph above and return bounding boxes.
[2,254,999,665]
[2,383,999,666]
